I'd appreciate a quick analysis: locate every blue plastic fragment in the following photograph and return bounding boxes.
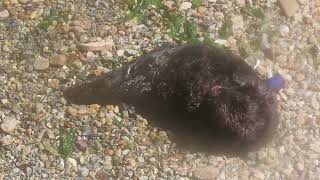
[267,73,285,91]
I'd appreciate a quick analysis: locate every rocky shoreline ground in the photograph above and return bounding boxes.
[0,0,319,179]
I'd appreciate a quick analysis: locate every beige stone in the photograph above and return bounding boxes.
[279,0,299,17]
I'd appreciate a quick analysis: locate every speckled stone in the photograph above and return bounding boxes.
[33,56,49,70]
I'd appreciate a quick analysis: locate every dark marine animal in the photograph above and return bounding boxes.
[63,44,283,155]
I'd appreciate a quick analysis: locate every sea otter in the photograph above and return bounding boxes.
[63,44,284,155]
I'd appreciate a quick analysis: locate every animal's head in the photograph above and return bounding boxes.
[202,65,284,149]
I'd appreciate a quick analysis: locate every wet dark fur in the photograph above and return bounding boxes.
[63,44,279,156]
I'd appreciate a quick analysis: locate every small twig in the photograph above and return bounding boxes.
[40,89,54,103]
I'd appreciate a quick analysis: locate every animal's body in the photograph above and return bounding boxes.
[63,44,279,155]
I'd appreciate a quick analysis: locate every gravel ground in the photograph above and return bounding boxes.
[0,0,320,179]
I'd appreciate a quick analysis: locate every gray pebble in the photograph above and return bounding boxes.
[139,176,149,180]
[33,56,49,70]
[279,24,290,36]
[79,34,89,43]
[104,156,113,170]
[125,49,138,56]
[0,90,6,99]
[26,167,32,177]
[138,156,145,163]
[261,33,271,50]
[78,167,89,177]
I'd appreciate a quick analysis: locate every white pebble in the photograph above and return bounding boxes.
[179,2,192,10]
[311,98,319,110]
[67,158,78,170]
[0,116,20,133]
[278,24,290,36]
[116,49,125,57]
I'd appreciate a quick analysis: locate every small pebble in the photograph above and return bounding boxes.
[95,171,109,180]
[0,135,14,146]
[50,54,67,66]
[78,167,89,177]
[0,116,20,134]
[0,10,10,20]
[279,0,299,17]
[180,2,192,10]
[66,107,78,116]
[48,79,60,89]
[76,138,87,151]
[310,141,320,153]
[34,56,49,70]
[67,158,78,170]
[79,41,114,52]
[278,25,290,36]
[310,98,319,110]
[193,166,219,180]
[116,49,125,57]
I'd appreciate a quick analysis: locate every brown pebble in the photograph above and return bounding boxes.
[48,79,60,89]
[50,54,67,66]
[78,41,114,52]
[88,104,101,113]
[105,149,114,156]
[95,171,109,180]
[66,106,78,116]
[118,139,128,148]
[110,25,118,35]
[75,138,87,151]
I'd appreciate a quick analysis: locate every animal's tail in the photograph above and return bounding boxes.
[63,76,118,105]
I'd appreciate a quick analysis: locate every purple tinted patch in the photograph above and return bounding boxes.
[267,73,285,91]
